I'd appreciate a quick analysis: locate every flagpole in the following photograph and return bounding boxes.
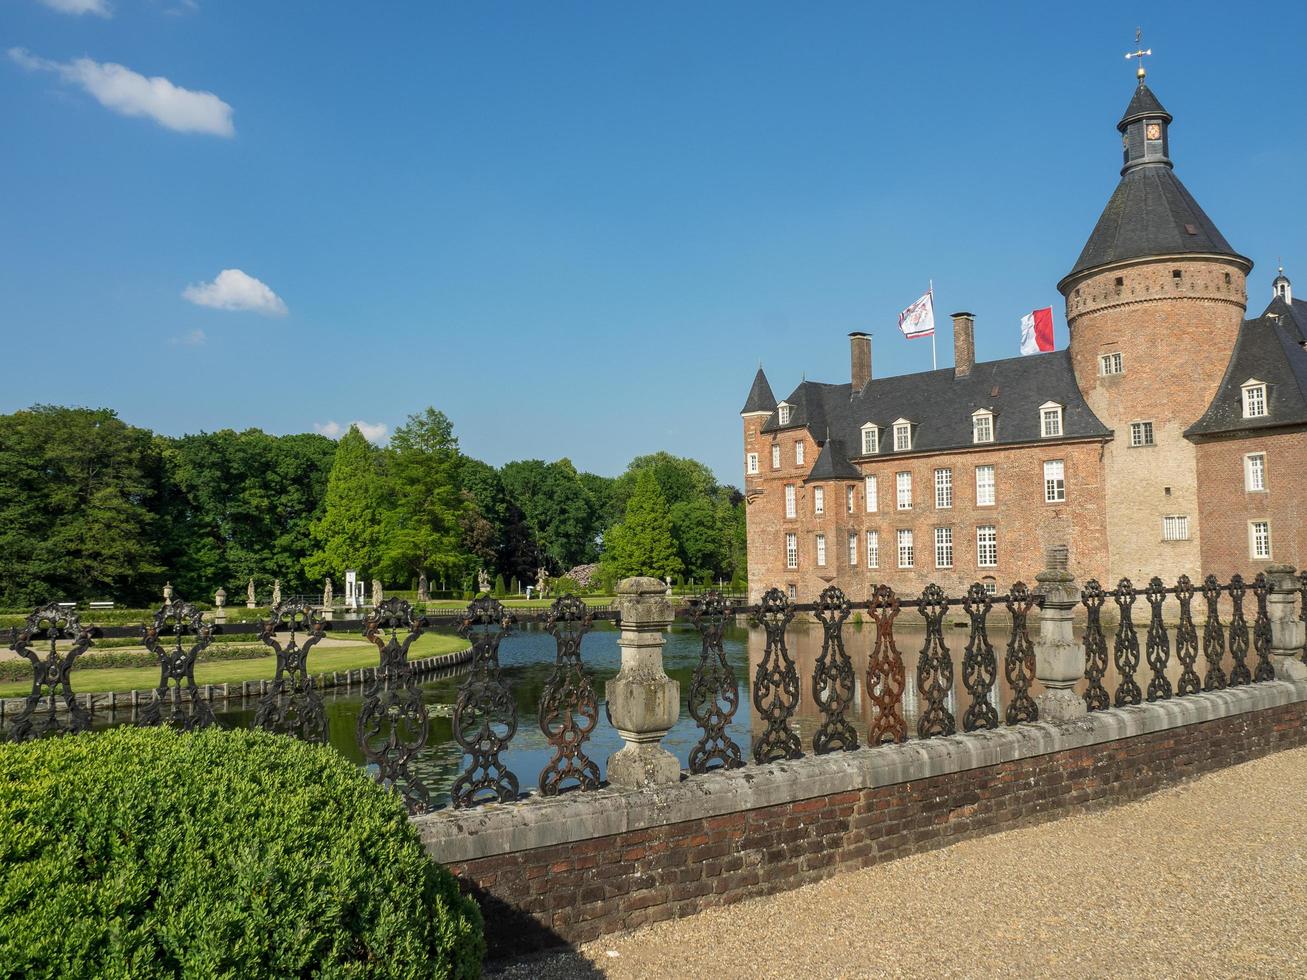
[929,280,936,370]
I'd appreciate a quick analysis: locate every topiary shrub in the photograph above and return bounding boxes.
[0,727,483,978]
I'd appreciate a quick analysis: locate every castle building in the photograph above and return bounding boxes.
[741,70,1304,602]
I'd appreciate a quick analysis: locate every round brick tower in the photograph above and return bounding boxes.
[1057,72,1252,584]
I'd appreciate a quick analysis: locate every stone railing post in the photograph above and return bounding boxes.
[605,576,680,788]
[1265,564,1307,682]
[1034,545,1086,723]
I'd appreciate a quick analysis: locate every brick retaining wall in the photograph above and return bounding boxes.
[418,681,1307,958]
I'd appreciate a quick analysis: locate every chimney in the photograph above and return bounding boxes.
[849,332,872,390]
[952,312,975,378]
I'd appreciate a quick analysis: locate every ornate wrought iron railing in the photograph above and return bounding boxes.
[4,569,1296,816]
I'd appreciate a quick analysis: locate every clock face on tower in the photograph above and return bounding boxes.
[1146,122,1162,141]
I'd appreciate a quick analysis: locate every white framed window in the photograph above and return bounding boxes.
[934,526,954,569]
[865,475,878,513]
[896,471,912,510]
[787,583,797,600]
[975,465,995,506]
[746,452,759,474]
[893,419,912,451]
[934,468,953,509]
[972,410,993,444]
[815,533,827,567]
[846,485,855,513]
[1250,520,1271,559]
[777,403,792,426]
[897,529,914,568]
[1130,421,1154,447]
[1242,381,1267,419]
[1040,402,1064,438]
[1099,352,1123,376]
[813,487,825,515]
[1043,460,1065,503]
[785,533,798,569]
[981,577,997,595]
[976,525,997,567]
[784,484,796,519]
[860,424,879,455]
[1245,453,1266,492]
[866,531,879,569]
[771,444,781,469]
[1162,515,1190,541]
[848,531,858,566]
[795,441,805,466]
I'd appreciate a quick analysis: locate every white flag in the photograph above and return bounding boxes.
[898,290,935,339]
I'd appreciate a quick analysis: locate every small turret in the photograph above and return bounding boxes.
[1273,267,1292,304]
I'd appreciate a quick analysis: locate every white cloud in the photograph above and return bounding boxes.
[315,421,389,444]
[8,47,234,137]
[169,328,206,346]
[39,0,111,15]
[182,269,288,316]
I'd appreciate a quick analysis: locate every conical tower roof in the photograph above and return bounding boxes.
[740,366,777,415]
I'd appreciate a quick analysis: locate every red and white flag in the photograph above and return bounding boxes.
[898,289,935,339]
[1020,307,1054,354]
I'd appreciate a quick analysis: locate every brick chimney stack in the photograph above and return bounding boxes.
[952,312,975,379]
[849,332,872,390]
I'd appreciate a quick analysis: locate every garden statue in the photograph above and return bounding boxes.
[323,577,333,607]
[371,578,382,607]
[272,579,281,606]
[418,571,429,602]
[214,587,226,608]
[478,568,491,594]
[163,581,173,602]
[536,566,550,598]
[246,577,256,608]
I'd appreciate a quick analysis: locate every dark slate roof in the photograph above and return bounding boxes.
[1118,82,1171,128]
[761,350,1110,463]
[1062,164,1247,284]
[804,439,862,482]
[1187,296,1307,437]
[740,367,777,415]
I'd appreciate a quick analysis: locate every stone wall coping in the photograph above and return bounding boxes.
[413,679,1306,864]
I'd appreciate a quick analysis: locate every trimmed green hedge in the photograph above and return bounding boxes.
[0,644,269,682]
[0,728,484,977]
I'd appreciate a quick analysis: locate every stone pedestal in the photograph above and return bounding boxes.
[605,576,680,789]
[1034,545,1087,723]
[1266,564,1307,682]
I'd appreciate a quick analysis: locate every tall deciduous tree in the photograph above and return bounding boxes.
[305,426,388,582]
[500,458,605,571]
[601,469,683,581]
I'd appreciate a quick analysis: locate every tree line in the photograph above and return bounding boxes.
[0,404,746,607]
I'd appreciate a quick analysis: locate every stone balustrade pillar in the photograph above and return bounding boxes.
[1034,545,1086,723]
[1265,564,1307,682]
[605,576,680,788]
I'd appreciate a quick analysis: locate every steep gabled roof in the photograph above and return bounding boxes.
[740,367,777,415]
[1187,297,1307,437]
[804,439,862,482]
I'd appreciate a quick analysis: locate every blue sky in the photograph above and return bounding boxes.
[5,1,1305,483]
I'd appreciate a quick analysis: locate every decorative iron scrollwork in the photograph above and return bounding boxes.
[1081,580,1109,712]
[1174,575,1201,696]
[1113,578,1142,707]
[7,603,95,741]
[1004,582,1038,725]
[1252,573,1274,682]
[452,597,519,807]
[138,598,216,731]
[1201,575,1228,692]
[255,601,327,742]
[812,586,858,754]
[961,584,998,732]
[538,595,600,795]
[359,598,430,813]
[687,592,743,774]
[866,585,907,744]
[751,588,801,764]
[1227,574,1252,687]
[1144,577,1172,701]
[916,585,955,739]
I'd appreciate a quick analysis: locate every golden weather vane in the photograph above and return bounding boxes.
[1125,27,1152,82]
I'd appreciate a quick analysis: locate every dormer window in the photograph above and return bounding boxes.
[1040,402,1063,438]
[860,424,879,455]
[1242,380,1267,419]
[777,403,792,426]
[971,410,993,444]
[892,419,912,452]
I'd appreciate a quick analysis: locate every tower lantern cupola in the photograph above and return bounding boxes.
[1274,268,1292,304]
[1118,82,1172,174]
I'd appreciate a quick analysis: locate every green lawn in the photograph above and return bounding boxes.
[0,632,468,698]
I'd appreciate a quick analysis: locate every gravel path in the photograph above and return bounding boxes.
[489,746,1307,979]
